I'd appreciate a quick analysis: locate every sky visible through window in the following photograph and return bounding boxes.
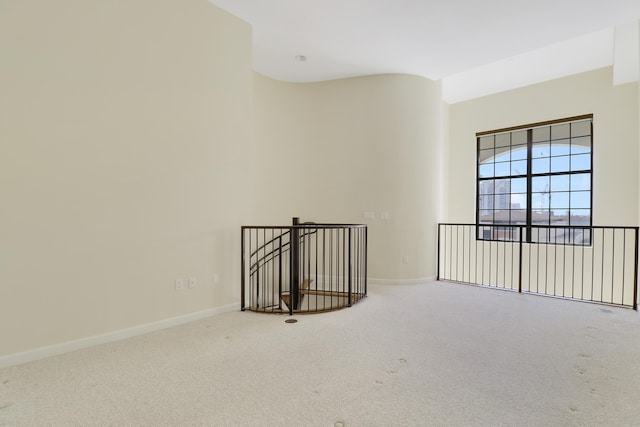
[483,147,591,218]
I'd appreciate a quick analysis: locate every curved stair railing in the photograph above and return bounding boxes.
[241,218,367,314]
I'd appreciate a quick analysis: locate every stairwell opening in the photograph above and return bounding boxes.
[241,218,368,314]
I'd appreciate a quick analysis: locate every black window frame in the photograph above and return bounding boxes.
[476,114,593,245]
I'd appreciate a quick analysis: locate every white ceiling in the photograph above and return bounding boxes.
[208,0,640,103]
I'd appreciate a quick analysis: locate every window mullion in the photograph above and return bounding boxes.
[526,129,533,243]
[476,136,481,228]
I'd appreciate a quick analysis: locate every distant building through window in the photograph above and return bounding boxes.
[476,115,593,244]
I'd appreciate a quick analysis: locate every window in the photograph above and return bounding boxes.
[476,115,592,245]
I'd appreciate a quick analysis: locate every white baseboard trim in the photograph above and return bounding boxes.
[368,276,436,285]
[0,303,240,369]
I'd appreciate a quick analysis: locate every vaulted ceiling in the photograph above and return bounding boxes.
[209,0,640,102]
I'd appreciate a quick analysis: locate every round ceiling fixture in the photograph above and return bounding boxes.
[294,54,307,62]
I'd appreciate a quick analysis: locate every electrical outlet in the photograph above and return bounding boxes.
[175,278,184,291]
[403,255,409,265]
[189,277,197,289]
[213,273,220,285]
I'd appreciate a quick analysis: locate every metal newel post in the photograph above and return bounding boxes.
[291,217,300,313]
[633,227,638,311]
[518,225,523,293]
[348,228,352,306]
[437,224,441,281]
[241,227,245,311]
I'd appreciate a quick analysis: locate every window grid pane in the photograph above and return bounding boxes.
[477,117,592,245]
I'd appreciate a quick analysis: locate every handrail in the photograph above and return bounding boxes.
[247,228,318,276]
[248,229,290,259]
[242,223,367,230]
[439,223,633,230]
[245,224,366,276]
[437,223,639,310]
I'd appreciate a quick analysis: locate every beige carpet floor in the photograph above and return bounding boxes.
[1,281,640,426]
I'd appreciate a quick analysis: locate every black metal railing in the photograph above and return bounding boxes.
[241,218,367,314]
[438,223,639,310]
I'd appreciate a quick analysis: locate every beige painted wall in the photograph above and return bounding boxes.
[3,2,637,362]
[253,73,445,280]
[0,0,253,356]
[447,67,639,227]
